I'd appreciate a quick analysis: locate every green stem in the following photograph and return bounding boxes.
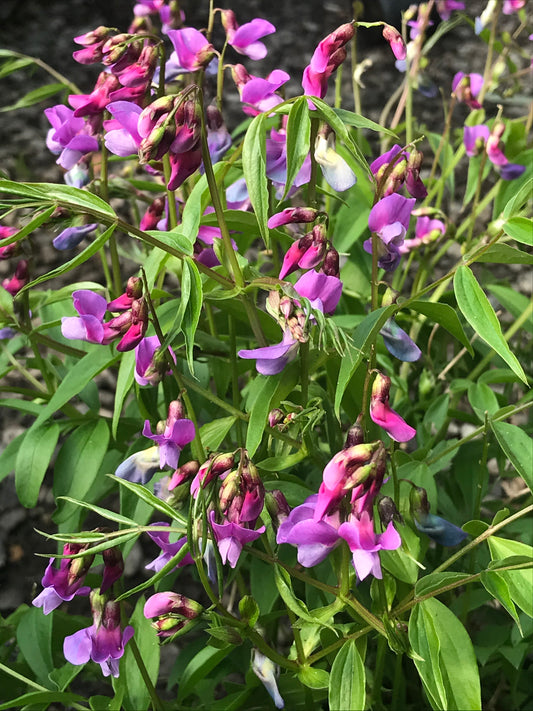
[129,637,165,711]
[428,96,456,186]
[478,0,501,105]
[229,315,244,442]
[216,42,227,112]
[464,150,489,250]
[372,636,387,711]
[162,153,179,230]
[350,9,362,145]
[308,118,319,208]
[300,340,310,407]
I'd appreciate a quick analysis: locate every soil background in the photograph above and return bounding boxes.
[0,0,528,697]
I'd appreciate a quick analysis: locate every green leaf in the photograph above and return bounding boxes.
[57,496,139,527]
[282,97,311,201]
[310,98,369,172]
[407,300,473,353]
[475,243,533,264]
[112,349,136,438]
[329,639,366,711]
[144,229,193,256]
[176,645,234,703]
[381,523,421,584]
[121,597,160,711]
[491,420,533,492]
[333,107,399,139]
[110,475,188,528]
[298,666,330,689]
[415,572,472,598]
[274,565,334,629]
[245,374,281,457]
[181,257,203,374]
[409,598,481,710]
[486,283,533,335]
[487,537,533,617]
[502,175,533,219]
[480,570,522,632]
[467,382,499,421]
[0,83,66,111]
[53,420,110,523]
[16,607,54,686]
[199,416,237,452]
[0,692,86,710]
[31,347,119,430]
[242,112,269,245]
[334,305,396,417]
[454,265,527,384]
[18,224,117,294]
[15,421,59,508]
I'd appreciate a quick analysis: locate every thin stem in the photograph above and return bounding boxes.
[372,636,387,711]
[308,118,319,208]
[300,340,310,407]
[229,314,244,442]
[216,42,227,112]
[129,637,165,711]
[100,140,122,296]
[478,0,501,105]
[428,95,456,185]
[162,154,179,230]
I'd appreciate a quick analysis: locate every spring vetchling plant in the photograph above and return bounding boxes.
[0,0,531,709]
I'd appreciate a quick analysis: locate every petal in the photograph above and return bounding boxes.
[381,319,421,362]
[72,290,108,319]
[63,627,93,665]
[231,20,276,48]
[352,548,381,580]
[368,194,415,234]
[378,521,402,550]
[415,514,468,546]
[370,400,416,442]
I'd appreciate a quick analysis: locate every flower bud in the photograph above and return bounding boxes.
[298,224,327,270]
[267,207,319,230]
[2,259,29,296]
[65,542,95,587]
[321,247,339,277]
[168,460,200,490]
[252,649,284,709]
[409,485,430,522]
[219,469,240,513]
[268,408,285,428]
[378,496,403,527]
[101,547,124,593]
[140,197,166,231]
[265,489,291,530]
[344,420,364,449]
[382,24,407,61]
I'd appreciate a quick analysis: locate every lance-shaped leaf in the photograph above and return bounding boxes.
[242,112,269,245]
[454,265,527,384]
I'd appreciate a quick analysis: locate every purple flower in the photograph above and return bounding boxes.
[302,23,354,101]
[144,591,203,638]
[463,124,490,157]
[363,194,416,272]
[166,28,215,73]
[142,402,196,470]
[134,335,175,386]
[276,494,341,567]
[452,72,484,109]
[436,1,465,21]
[44,105,99,170]
[145,522,193,571]
[61,290,107,344]
[63,595,134,678]
[53,223,98,250]
[209,511,265,568]
[380,319,421,362]
[503,0,525,13]
[293,270,343,315]
[32,544,92,615]
[221,11,276,60]
[338,511,401,580]
[238,328,300,375]
[266,120,311,193]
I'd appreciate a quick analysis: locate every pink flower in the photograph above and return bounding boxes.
[134,335,176,386]
[503,0,525,14]
[302,23,354,100]
[142,401,196,470]
[293,270,343,315]
[166,28,215,72]
[61,290,107,344]
[221,10,276,60]
[370,373,416,442]
[436,1,465,21]
[363,194,416,272]
[32,543,92,615]
[382,24,406,61]
[209,511,265,568]
[338,511,401,580]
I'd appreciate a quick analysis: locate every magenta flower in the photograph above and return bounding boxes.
[239,69,290,116]
[266,121,311,194]
[209,511,265,568]
[436,1,465,21]
[166,28,215,72]
[63,595,134,678]
[370,373,416,442]
[53,223,98,250]
[104,101,143,156]
[302,23,354,100]
[0,225,18,260]
[32,544,91,615]
[61,290,107,344]
[452,72,484,109]
[338,511,401,580]
[382,24,406,61]
[463,124,490,157]
[293,270,343,315]
[503,0,525,13]
[268,207,318,230]
[69,70,121,118]
[276,494,341,567]
[464,123,525,180]
[145,522,193,572]
[2,259,28,296]
[144,591,203,638]
[142,401,196,470]
[363,194,416,272]
[238,328,300,375]
[221,10,276,60]
[400,215,446,254]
